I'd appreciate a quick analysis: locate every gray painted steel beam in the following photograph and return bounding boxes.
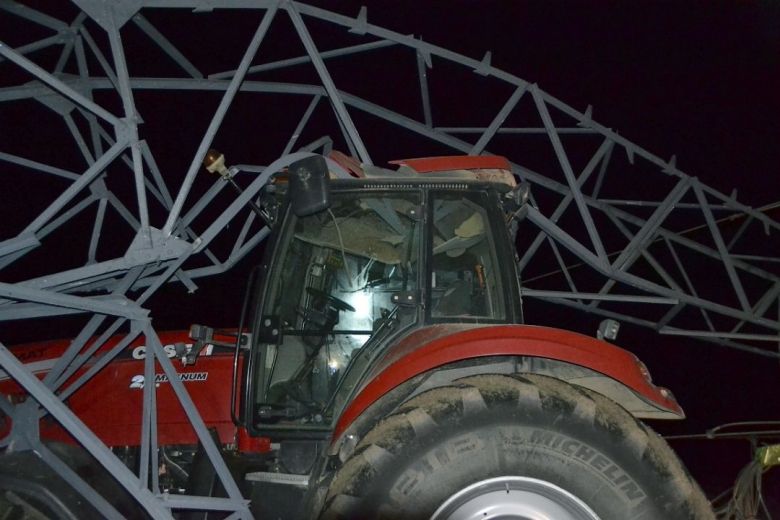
[132,13,203,79]
[287,2,372,165]
[0,1,68,32]
[0,40,120,125]
[35,443,125,520]
[530,85,608,264]
[3,5,776,337]
[0,282,146,319]
[22,139,127,235]
[42,314,105,387]
[416,46,433,127]
[284,94,322,155]
[162,4,279,236]
[693,180,752,312]
[525,206,780,330]
[660,328,780,343]
[55,322,139,401]
[470,85,527,155]
[210,38,395,80]
[0,341,174,519]
[520,290,678,305]
[0,234,41,258]
[0,151,80,181]
[519,138,613,271]
[146,329,251,516]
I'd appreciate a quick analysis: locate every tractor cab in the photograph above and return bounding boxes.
[246,156,524,434]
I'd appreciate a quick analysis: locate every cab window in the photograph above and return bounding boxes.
[429,192,505,320]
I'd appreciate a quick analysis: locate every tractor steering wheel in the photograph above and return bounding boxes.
[305,287,355,312]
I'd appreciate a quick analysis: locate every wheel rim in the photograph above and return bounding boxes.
[430,476,601,520]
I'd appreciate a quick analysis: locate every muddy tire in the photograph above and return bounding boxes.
[320,373,713,520]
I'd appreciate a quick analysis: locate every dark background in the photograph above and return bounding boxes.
[2,0,780,513]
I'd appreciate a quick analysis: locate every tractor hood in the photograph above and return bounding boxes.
[0,331,237,447]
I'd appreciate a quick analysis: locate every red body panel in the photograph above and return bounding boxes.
[333,324,681,440]
[0,331,238,446]
[3,325,678,450]
[389,155,512,172]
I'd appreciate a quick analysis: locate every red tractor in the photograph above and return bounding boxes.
[0,154,713,519]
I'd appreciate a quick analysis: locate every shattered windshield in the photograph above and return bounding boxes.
[255,191,420,426]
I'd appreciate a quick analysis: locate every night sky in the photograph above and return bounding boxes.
[2,0,780,513]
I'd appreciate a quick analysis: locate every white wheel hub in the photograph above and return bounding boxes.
[430,476,601,520]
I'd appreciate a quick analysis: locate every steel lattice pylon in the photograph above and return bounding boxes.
[0,1,778,517]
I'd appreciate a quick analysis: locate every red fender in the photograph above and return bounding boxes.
[333,324,681,441]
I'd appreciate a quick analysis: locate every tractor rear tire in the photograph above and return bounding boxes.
[320,373,713,520]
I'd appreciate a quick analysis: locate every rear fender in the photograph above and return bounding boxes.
[331,325,681,449]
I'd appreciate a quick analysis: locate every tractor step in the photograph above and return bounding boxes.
[245,471,310,487]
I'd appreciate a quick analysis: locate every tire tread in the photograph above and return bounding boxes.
[321,373,714,520]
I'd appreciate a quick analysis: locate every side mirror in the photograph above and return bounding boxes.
[289,155,331,216]
[186,324,246,365]
[505,181,531,224]
[512,181,531,206]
